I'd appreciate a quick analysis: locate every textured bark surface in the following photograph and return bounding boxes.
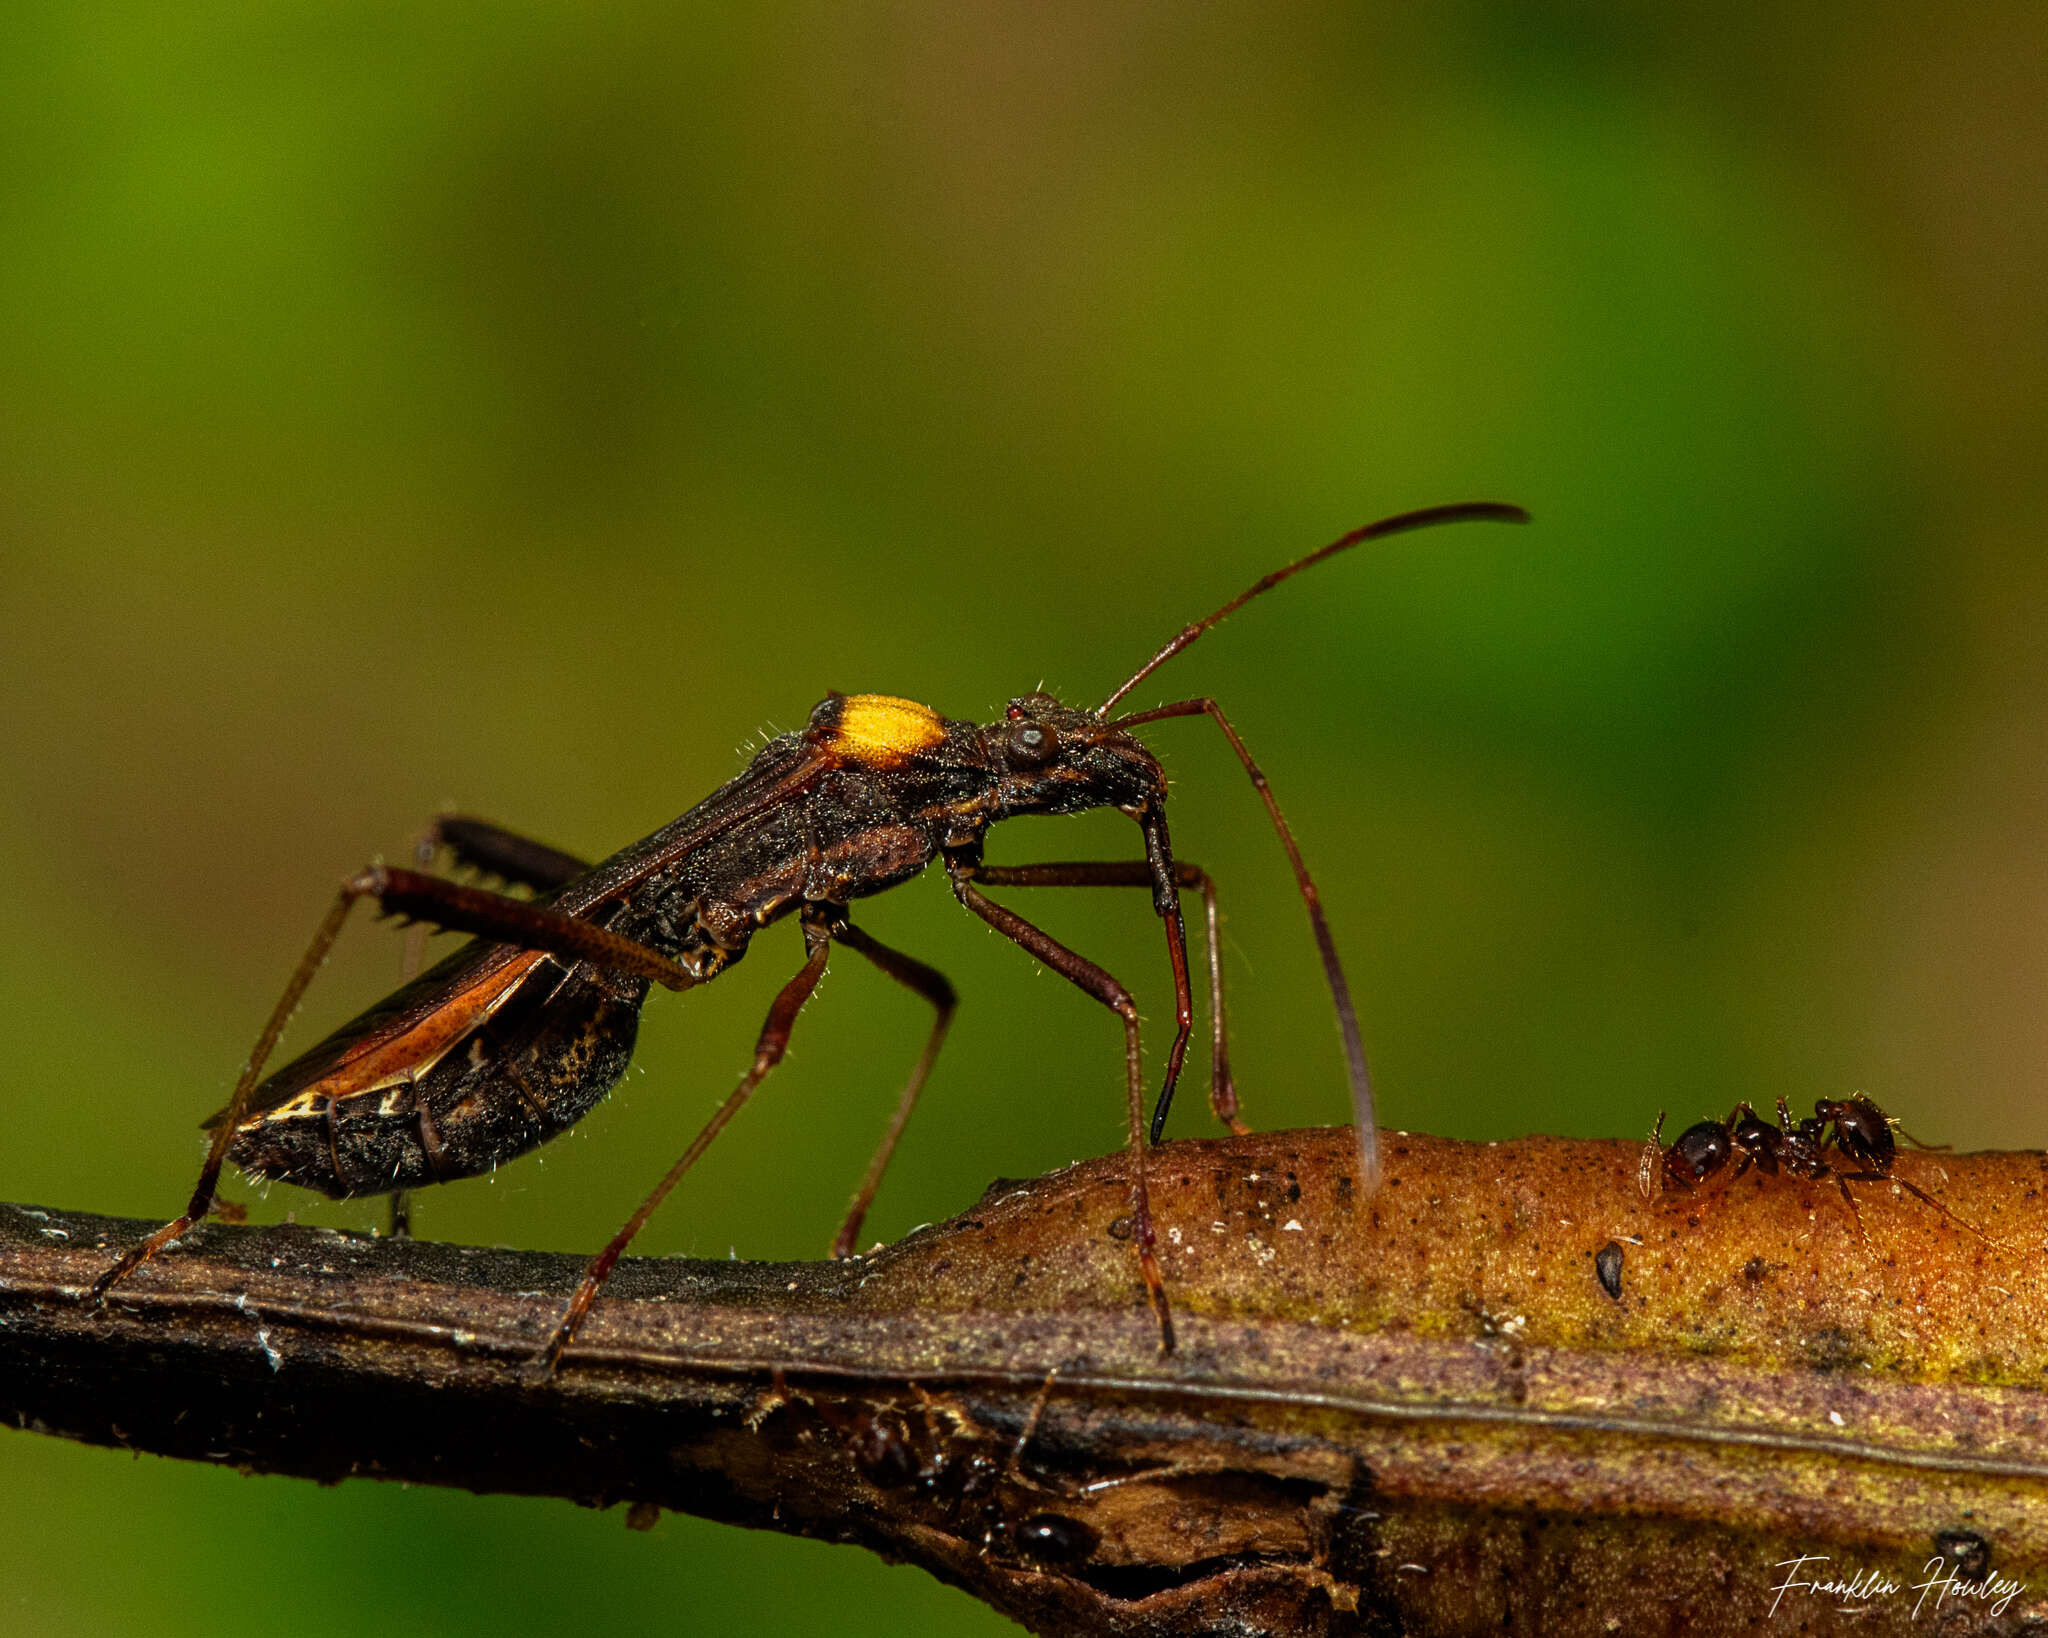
[4,1126,2047,1634]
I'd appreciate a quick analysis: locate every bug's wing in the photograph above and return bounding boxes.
[546,731,834,917]
[208,939,549,1128]
[212,733,839,1129]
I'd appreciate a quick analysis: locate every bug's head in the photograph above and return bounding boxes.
[983,692,1166,819]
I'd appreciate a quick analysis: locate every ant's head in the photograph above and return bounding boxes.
[1817,1096,1895,1170]
[982,693,1166,820]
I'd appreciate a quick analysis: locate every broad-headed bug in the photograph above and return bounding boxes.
[1637,1094,1992,1243]
[93,501,1529,1362]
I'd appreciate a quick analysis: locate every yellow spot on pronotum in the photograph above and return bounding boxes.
[833,694,946,766]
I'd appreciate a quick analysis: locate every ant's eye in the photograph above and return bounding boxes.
[1004,721,1058,769]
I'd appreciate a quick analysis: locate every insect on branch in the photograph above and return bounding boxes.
[87,504,1531,1365]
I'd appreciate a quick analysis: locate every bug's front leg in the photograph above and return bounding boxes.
[946,856,1176,1354]
[971,859,1236,1137]
[90,862,698,1304]
[1107,694,1378,1190]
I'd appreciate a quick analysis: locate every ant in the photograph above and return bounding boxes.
[1637,1094,1994,1244]
[803,1371,1102,1570]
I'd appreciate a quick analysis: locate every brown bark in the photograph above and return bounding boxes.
[3,1127,2046,1635]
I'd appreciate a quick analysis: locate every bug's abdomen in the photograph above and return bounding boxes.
[227,965,649,1199]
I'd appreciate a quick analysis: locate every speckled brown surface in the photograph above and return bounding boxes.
[6,1127,2047,1635]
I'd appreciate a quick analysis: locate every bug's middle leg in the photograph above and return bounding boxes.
[538,912,836,1371]
[827,921,957,1260]
[947,858,1176,1354]
[974,860,1237,1137]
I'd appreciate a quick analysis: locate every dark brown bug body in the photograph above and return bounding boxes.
[226,697,1050,1198]
[1638,1094,1990,1242]
[94,502,1531,1364]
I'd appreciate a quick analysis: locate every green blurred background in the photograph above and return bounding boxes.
[3,3,2045,1633]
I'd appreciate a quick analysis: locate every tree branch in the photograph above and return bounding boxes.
[4,1128,2046,1635]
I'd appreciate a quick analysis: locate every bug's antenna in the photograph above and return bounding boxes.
[1101,500,1530,1196]
[1095,502,1530,717]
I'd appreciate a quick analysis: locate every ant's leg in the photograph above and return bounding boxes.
[91,865,700,1303]
[390,815,593,1239]
[949,860,1175,1354]
[828,922,957,1259]
[1005,1366,1063,1487]
[539,918,835,1370]
[1830,1177,1870,1243]
[1105,697,1375,1189]
[975,860,1237,1135]
[1838,1171,1997,1246]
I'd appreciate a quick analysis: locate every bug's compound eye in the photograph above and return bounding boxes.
[1004,720,1059,769]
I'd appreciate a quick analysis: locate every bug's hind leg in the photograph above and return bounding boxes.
[537,914,836,1372]
[828,922,957,1259]
[388,815,594,1241]
[91,857,695,1304]
[421,813,592,893]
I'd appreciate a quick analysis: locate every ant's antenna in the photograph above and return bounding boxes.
[1096,502,1530,716]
